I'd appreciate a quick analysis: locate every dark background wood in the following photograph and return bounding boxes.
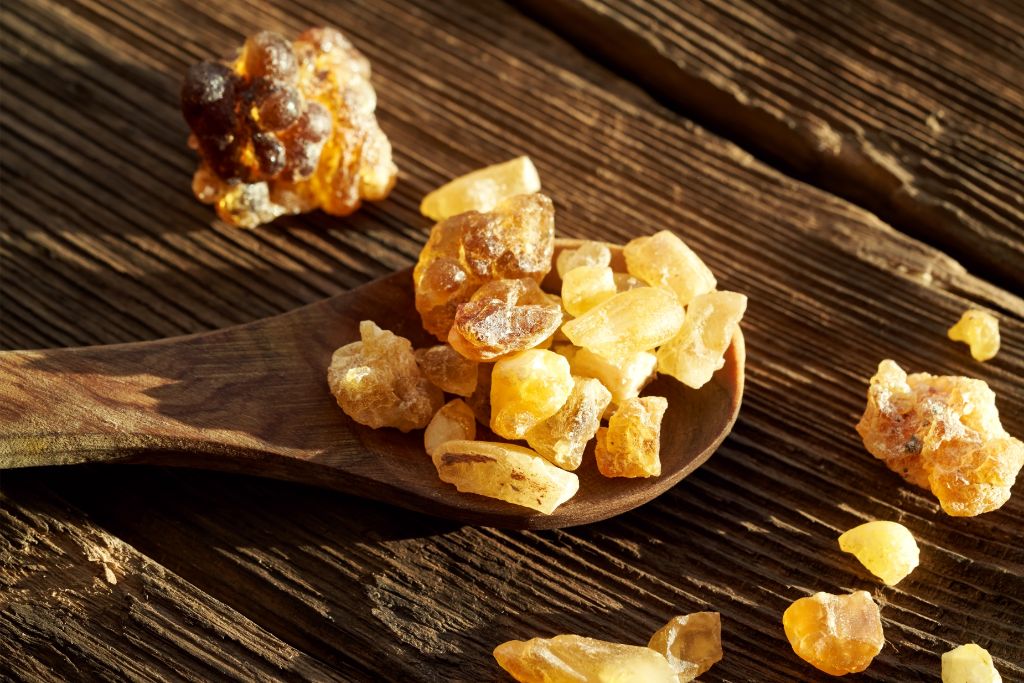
[1,0,1021,681]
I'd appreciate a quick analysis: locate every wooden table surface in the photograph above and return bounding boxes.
[1,0,1021,681]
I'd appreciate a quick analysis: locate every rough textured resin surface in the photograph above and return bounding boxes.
[648,612,723,682]
[327,321,442,431]
[182,28,396,228]
[466,363,493,426]
[414,193,555,339]
[942,644,1002,683]
[561,265,617,317]
[449,279,562,361]
[431,440,578,514]
[555,241,612,278]
[657,290,746,389]
[490,350,573,439]
[856,360,1024,516]
[623,230,716,306]
[567,347,657,406]
[782,591,884,676]
[562,287,684,362]
[420,156,540,221]
[526,377,612,470]
[595,396,668,478]
[415,344,478,396]
[838,521,919,586]
[424,399,477,456]
[494,635,674,683]
[948,310,1000,362]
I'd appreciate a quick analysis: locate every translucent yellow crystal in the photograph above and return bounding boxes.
[613,272,645,292]
[431,440,578,514]
[568,347,657,406]
[595,396,668,478]
[424,399,477,456]
[657,290,746,389]
[623,230,716,306]
[562,287,684,362]
[561,265,617,317]
[942,643,1002,683]
[555,241,611,278]
[490,350,573,439]
[948,309,1000,362]
[493,635,675,683]
[648,612,722,682]
[838,521,920,586]
[526,377,611,470]
[782,591,884,676]
[419,156,541,221]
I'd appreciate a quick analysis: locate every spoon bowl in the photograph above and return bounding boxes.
[0,240,744,529]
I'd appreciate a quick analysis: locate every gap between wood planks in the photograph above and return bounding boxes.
[511,0,1024,297]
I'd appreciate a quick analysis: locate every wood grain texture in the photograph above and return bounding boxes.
[518,0,1024,291]
[1,0,1022,681]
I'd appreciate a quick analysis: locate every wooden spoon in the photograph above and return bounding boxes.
[0,240,744,529]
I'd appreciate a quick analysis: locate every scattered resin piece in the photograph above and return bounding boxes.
[856,360,1024,516]
[420,156,540,221]
[948,310,1000,362]
[568,347,657,406]
[466,363,493,426]
[490,350,573,439]
[561,265,617,317]
[494,635,674,683]
[414,193,555,339]
[449,278,562,361]
[182,28,396,228]
[838,521,920,586]
[648,612,723,682]
[782,591,884,676]
[424,399,477,456]
[327,321,442,431]
[942,643,1002,683]
[613,271,645,292]
[658,290,746,389]
[432,440,578,514]
[526,377,612,470]
[415,344,478,396]
[556,241,612,278]
[562,287,685,362]
[595,396,668,478]
[623,230,716,306]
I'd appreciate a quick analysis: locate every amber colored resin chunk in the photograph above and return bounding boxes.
[327,321,442,431]
[415,344,478,396]
[466,363,493,426]
[658,290,746,389]
[838,521,919,586]
[948,309,1000,362]
[414,193,555,339]
[595,396,668,478]
[432,440,579,514]
[648,612,723,682]
[424,399,477,456]
[782,591,884,676]
[623,230,716,306]
[494,635,675,683]
[420,156,540,221]
[567,347,657,406]
[856,360,1024,516]
[556,241,611,278]
[942,643,1003,683]
[526,377,612,470]
[562,287,684,362]
[561,265,617,317]
[449,279,562,361]
[182,28,396,228]
[490,350,573,439]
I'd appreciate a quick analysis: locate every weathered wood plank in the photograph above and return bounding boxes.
[1,0,1022,681]
[518,0,1024,291]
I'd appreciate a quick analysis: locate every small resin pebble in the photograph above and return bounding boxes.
[420,156,540,221]
[657,290,747,389]
[624,230,716,306]
[449,278,562,361]
[431,440,578,514]
[415,344,478,396]
[525,377,611,470]
[561,265,617,317]
[942,643,1003,683]
[424,399,476,456]
[856,360,1024,516]
[490,350,573,440]
[782,590,884,676]
[565,347,657,406]
[948,309,1000,361]
[494,634,675,683]
[556,241,612,278]
[838,521,919,586]
[648,612,723,682]
[595,396,668,478]
[562,287,684,362]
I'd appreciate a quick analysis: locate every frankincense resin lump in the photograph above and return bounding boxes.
[595,396,668,478]
[494,635,675,683]
[782,591,884,676]
[449,278,562,361]
[838,521,919,586]
[648,611,723,682]
[182,28,396,228]
[490,350,573,440]
[415,344,478,396]
[424,399,476,456]
[327,321,442,431]
[525,377,611,470]
[420,156,541,221]
[856,360,1023,516]
[948,309,1000,362]
[942,643,1003,683]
